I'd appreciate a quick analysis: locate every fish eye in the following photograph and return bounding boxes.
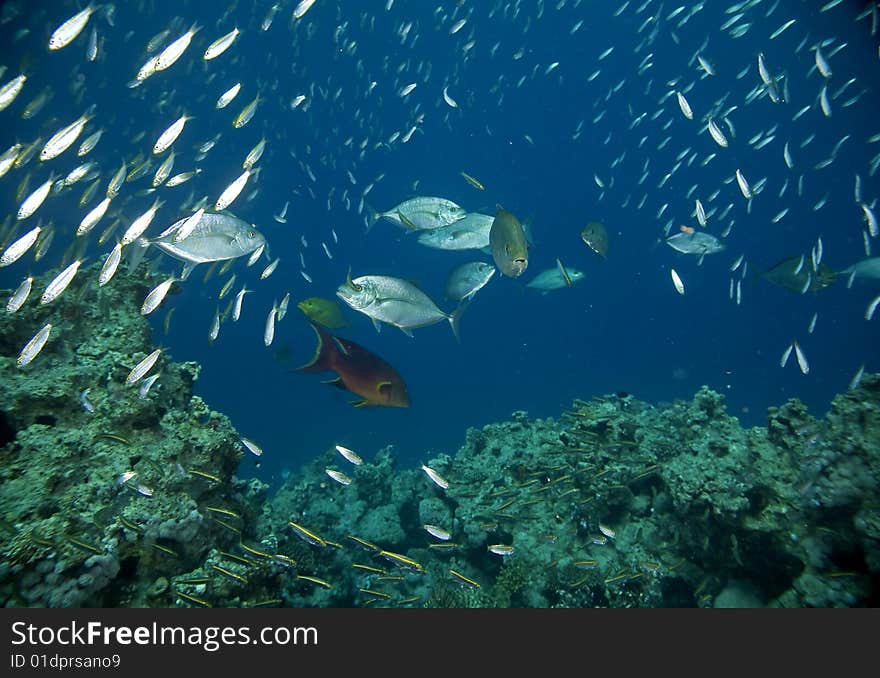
[248,229,256,238]
[515,258,526,265]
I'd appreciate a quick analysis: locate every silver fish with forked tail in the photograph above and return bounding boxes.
[368,196,467,232]
[133,211,266,279]
[336,272,466,341]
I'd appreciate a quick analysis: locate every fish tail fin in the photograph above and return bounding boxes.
[295,323,337,373]
[126,237,150,272]
[448,299,470,344]
[364,203,380,233]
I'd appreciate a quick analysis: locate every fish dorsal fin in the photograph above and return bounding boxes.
[295,323,332,372]
[331,336,349,357]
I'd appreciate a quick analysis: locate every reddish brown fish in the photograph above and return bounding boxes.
[297,324,410,408]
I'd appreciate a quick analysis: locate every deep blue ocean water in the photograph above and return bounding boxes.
[2,0,879,490]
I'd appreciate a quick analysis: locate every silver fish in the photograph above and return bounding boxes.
[526,266,586,292]
[421,464,450,490]
[264,304,277,347]
[241,437,263,456]
[150,212,266,265]
[232,286,250,322]
[203,27,240,61]
[325,469,353,486]
[793,341,809,374]
[335,444,363,466]
[0,225,41,266]
[48,6,97,51]
[7,276,33,314]
[665,232,725,255]
[417,213,493,251]
[126,349,161,385]
[40,111,93,161]
[370,197,467,231]
[40,260,81,304]
[676,91,694,119]
[670,268,685,295]
[141,276,176,315]
[849,364,866,390]
[337,274,463,340]
[423,524,451,541]
[98,243,122,286]
[445,262,496,302]
[138,373,160,399]
[840,257,880,281]
[17,178,53,220]
[17,323,52,367]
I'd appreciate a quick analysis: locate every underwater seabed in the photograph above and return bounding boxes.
[0,264,877,608]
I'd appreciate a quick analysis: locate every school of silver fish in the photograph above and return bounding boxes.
[1,0,879,505]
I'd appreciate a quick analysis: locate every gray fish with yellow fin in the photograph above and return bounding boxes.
[489,206,529,277]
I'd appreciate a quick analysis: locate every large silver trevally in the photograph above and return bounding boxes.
[148,211,266,264]
[418,212,494,251]
[665,231,725,255]
[445,261,495,301]
[336,272,465,340]
[369,196,467,231]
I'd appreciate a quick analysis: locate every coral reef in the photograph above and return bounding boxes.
[1,265,877,607]
[255,384,879,608]
[0,264,254,607]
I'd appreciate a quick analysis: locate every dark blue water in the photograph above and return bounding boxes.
[2,0,879,489]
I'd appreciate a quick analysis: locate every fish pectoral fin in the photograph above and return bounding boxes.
[351,399,371,408]
[371,318,382,333]
[397,210,418,231]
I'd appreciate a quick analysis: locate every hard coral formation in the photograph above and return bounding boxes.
[1,265,877,607]
[0,264,251,607]
[257,382,878,608]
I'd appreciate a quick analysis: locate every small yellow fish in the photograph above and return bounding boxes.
[297,296,349,329]
[460,171,485,191]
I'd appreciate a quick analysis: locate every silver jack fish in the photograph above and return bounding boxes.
[368,196,467,232]
[445,262,496,302]
[139,212,266,278]
[417,213,494,251]
[337,272,466,340]
[527,265,585,292]
[665,231,725,256]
